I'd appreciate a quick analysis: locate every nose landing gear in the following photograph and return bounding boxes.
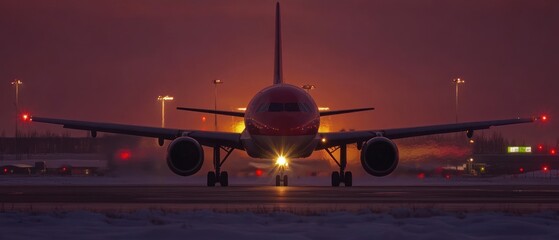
[275,166,288,186]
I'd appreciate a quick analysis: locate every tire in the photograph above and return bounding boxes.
[207,171,216,187]
[275,175,281,186]
[331,171,340,187]
[283,175,288,186]
[220,171,229,187]
[344,171,353,187]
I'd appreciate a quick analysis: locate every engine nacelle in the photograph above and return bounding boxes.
[166,137,204,176]
[360,137,399,177]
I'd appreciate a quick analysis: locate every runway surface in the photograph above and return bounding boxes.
[2,185,559,212]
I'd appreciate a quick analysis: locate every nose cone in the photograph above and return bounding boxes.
[244,84,319,137]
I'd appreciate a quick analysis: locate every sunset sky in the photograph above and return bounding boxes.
[1,0,557,145]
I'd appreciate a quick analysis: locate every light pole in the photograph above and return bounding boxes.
[452,78,464,123]
[11,79,22,160]
[157,95,174,128]
[302,84,315,93]
[213,79,223,131]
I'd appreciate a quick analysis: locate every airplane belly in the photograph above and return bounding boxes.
[242,133,318,159]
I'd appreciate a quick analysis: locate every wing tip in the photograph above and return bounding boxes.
[533,115,549,122]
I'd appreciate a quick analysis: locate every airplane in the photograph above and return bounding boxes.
[28,2,543,187]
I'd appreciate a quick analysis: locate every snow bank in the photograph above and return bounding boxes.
[0,209,558,240]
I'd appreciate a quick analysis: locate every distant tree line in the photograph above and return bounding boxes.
[471,132,510,154]
[395,131,520,154]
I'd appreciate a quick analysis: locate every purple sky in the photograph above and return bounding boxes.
[1,0,557,145]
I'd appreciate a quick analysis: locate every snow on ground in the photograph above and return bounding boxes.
[2,172,558,239]
[0,209,558,240]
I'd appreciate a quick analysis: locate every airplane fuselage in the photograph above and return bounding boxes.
[242,84,320,159]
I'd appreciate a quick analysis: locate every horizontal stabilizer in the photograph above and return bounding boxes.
[177,107,245,117]
[319,107,374,117]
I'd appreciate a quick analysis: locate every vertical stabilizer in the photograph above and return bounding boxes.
[273,2,283,84]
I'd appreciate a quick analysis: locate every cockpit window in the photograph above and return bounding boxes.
[258,102,312,112]
[299,102,311,112]
[268,103,284,112]
[256,103,269,113]
[284,103,300,112]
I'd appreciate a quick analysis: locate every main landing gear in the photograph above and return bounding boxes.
[207,146,234,187]
[325,144,352,187]
[275,166,288,186]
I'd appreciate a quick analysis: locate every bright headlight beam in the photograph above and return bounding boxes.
[276,156,288,167]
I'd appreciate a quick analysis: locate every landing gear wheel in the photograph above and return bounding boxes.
[283,175,288,186]
[207,171,216,187]
[325,145,351,187]
[208,146,234,187]
[220,171,229,186]
[344,171,353,187]
[331,171,341,187]
[275,175,281,186]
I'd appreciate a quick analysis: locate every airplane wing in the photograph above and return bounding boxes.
[30,116,243,149]
[176,107,245,117]
[316,117,538,149]
[177,106,375,117]
[319,107,374,116]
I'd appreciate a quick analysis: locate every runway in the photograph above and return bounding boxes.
[2,185,559,212]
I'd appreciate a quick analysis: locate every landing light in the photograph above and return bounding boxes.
[276,156,288,167]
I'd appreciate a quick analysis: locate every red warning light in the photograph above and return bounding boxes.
[519,167,524,173]
[201,116,207,122]
[119,150,131,160]
[62,167,67,172]
[255,169,263,177]
[538,145,544,151]
[21,113,30,122]
[551,149,556,155]
[541,115,548,121]
[543,166,549,172]
[417,172,425,179]
[3,168,7,173]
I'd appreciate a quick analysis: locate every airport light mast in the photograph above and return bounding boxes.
[302,84,315,93]
[452,78,465,123]
[157,95,174,128]
[213,79,223,131]
[11,79,23,160]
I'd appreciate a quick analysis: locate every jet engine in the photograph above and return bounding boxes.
[360,137,399,177]
[166,137,204,176]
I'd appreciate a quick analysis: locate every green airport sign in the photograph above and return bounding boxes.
[507,146,532,153]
